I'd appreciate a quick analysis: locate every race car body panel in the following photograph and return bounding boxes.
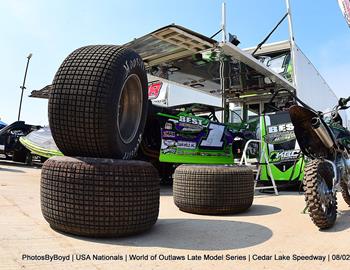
[159,113,234,164]
[155,103,256,164]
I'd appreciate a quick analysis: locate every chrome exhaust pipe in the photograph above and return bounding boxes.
[311,117,335,149]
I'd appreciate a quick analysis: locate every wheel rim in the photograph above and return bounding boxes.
[318,176,335,215]
[117,74,143,144]
[347,175,350,195]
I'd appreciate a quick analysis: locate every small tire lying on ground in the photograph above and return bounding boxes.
[173,165,254,214]
[41,156,159,237]
[49,45,148,159]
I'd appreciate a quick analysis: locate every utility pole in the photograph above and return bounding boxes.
[18,53,32,121]
[221,2,227,43]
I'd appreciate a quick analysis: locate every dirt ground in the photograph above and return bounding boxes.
[0,161,349,270]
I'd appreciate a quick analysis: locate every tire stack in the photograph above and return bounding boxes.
[173,165,254,214]
[41,46,160,237]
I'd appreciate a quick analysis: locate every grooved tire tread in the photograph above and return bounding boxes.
[49,45,148,159]
[304,159,337,229]
[340,181,350,207]
[173,165,254,214]
[41,156,159,237]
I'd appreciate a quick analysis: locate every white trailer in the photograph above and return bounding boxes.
[148,74,221,108]
[237,41,348,125]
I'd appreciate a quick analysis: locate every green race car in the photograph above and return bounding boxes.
[127,102,258,180]
[20,102,258,180]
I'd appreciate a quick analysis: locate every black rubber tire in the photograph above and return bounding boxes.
[173,165,254,214]
[41,156,160,237]
[25,153,33,166]
[12,149,28,163]
[49,45,148,159]
[304,159,337,229]
[340,181,350,207]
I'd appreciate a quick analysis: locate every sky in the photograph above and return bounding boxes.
[0,0,349,126]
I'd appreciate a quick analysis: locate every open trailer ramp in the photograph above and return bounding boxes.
[31,24,297,104]
[123,24,296,99]
[122,24,216,67]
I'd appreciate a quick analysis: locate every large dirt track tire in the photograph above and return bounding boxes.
[340,181,350,207]
[49,46,148,159]
[173,165,254,214]
[41,157,160,237]
[304,160,337,229]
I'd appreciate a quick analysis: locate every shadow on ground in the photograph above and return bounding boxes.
[173,205,281,217]
[0,160,42,170]
[160,186,173,196]
[323,209,350,233]
[69,218,272,251]
[234,204,281,217]
[0,166,25,173]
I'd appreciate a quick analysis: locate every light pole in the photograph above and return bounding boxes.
[18,53,32,121]
[285,0,297,87]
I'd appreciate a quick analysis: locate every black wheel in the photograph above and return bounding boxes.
[340,179,350,206]
[41,156,160,237]
[12,149,28,163]
[304,159,337,229]
[25,152,33,165]
[173,165,254,214]
[49,46,148,159]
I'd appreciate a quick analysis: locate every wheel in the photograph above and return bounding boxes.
[12,149,28,163]
[49,46,148,159]
[173,165,254,214]
[41,156,160,237]
[340,178,350,206]
[304,159,337,229]
[25,153,33,166]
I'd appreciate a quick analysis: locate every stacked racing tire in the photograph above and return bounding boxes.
[41,157,159,237]
[42,45,160,237]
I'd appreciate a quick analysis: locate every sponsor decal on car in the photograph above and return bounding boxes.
[148,81,162,99]
[164,122,173,130]
[163,140,175,146]
[179,116,206,126]
[269,149,300,162]
[177,122,204,132]
[176,141,197,149]
[264,123,296,144]
[268,123,294,133]
[162,148,176,154]
[200,123,225,148]
[162,130,176,138]
[264,131,296,144]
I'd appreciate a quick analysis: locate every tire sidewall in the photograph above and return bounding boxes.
[109,49,148,159]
